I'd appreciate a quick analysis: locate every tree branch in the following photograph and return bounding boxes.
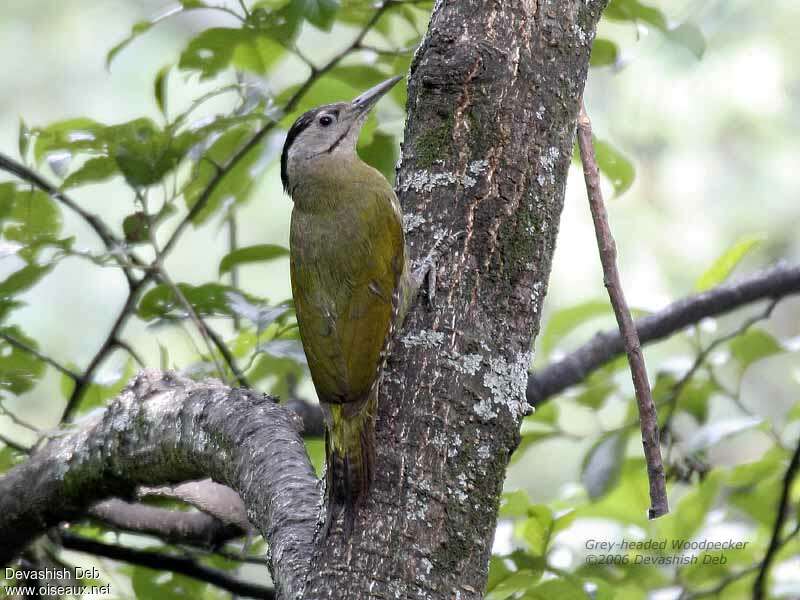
[58,532,274,599]
[527,263,800,406]
[576,103,667,518]
[0,370,318,599]
[89,499,244,548]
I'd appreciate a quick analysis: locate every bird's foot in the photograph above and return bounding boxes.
[412,230,464,308]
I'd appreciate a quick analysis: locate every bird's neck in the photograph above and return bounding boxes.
[290,153,385,213]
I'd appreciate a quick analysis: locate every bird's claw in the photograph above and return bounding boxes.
[412,230,464,308]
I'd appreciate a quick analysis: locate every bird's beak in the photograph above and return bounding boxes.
[350,75,403,117]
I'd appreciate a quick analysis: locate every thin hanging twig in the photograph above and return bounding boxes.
[576,101,669,519]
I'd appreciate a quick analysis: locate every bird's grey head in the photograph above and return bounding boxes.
[281,75,402,194]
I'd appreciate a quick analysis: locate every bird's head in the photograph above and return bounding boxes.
[281,75,402,194]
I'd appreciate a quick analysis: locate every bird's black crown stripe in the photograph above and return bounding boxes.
[281,107,323,193]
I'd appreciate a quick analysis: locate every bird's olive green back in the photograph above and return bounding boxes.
[289,158,405,407]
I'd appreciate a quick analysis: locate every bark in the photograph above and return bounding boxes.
[0,370,318,600]
[304,0,607,597]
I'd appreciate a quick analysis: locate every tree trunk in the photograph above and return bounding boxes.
[304,0,606,597]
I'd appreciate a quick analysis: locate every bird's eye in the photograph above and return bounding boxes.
[319,115,334,127]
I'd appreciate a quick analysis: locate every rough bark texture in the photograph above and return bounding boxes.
[0,371,318,600]
[304,1,607,597]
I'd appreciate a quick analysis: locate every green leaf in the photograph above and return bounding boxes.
[539,300,610,356]
[122,212,151,244]
[593,138,635,197]
[695,234,764,291]
[1,187,62,254]
[582,431,628,500]
[132,567,208,600]
[0,264,53,297]
[61,156,118,189]
[154,65,171,116]
[526,579,589,600]
[0,446,23,472]
[666,22,706,59]
[18,119,30,161]
[729,328,784,372]
[605,0,668,31]
[219,244,289,275]
[656,471,721,541]
[290,0,340,30]
[32,118,107,165]
[138,283,262,320]
[107,21,156,68]
[590,38,619,67]
[178,28,254,79]
[183,125,262,224]
[0,326,47,394]
[499,490,532,519]
[110,118,188,187]
[305,438,325,475]
[517,505,554,555]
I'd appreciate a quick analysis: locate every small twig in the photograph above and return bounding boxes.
[661,299,780,438]
[58,531,274,599]
[528,263,800,406]
[0,331,82,381]
[576,102,668,519]
[227,212,241,331]
[113,338,146,368]
[0,398,40,434]
[0,153,138,287]
[752,436,800,600]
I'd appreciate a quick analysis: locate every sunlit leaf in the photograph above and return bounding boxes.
[219,244,289,275]
[590,38,619,67]
[32,118,107,165]
[154,65,171,116]
[499,490,532,519]
[685,417,763,453]
[183,126,261,224]
[0,326,46,394]
[61,156,118,189]
[656,471,721,541]
[729,329,784,372]
[593,137,635,197]
[695,234,764,291]
[605,0,668,32]
[0,264,53,297]
[527,579,589,600]
[539,300,610,356]
[290,0,340,30]
[667,22,706,59]
[18,119,30,161]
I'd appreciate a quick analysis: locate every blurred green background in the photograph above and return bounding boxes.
[0,0,798,598]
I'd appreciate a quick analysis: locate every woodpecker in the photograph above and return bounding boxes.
[281,76,411,533]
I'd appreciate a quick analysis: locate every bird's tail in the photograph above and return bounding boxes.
[323,390,377,537]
